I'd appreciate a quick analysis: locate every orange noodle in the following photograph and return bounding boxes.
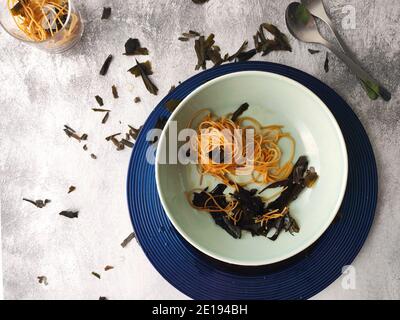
[187,109,295,189]
[8,0,69,41]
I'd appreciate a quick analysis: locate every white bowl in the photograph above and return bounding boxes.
[156,71,348,266]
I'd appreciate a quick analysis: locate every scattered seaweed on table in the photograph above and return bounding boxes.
[231,102,249,122]
[83,144,88,151]
[101,7,111,20]
[90,153,97,159]
[181,30,200,38]
[124,38,149,55]
[254,23,292,56]
[95,95,104,106]
[121,232,136,248]
[181,23,291,68]
[168,85,176,93]
[63,125,87,142]
[121,139,134,148]
[192,0,209,4]
[104,265,114,271]
[105,133,121,141]
[308,49,320,54]
[92,108,110,112]
[91,272,101,279]
[165,99,182,112]
[128,125,142,141]
[99,297,108,300]
[128,60,158,95]
[128,61,153,77]
[68,186,76,194]
[102,112,110,124]
[236,49,257,62]
[324,52,329,73]
[227,40,249,62]
[37,276,48,286]
[134,96,141,103]
[100,54,113,76]
[112,85,119,98]
[59,210,79,219]
[23,198,51,208]
[178,37,190,42]
[105,133,126,150]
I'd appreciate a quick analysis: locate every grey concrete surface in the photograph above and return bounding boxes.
[0,0,399,300]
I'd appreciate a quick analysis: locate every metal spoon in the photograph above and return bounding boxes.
[285,2,391,101]
[300,0,353,55]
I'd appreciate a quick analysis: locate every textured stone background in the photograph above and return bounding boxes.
[0,0,399,300]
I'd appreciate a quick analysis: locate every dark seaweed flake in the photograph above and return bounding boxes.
[59,210,79,219]
[121,232,136,248]
[100,55,113,76]
[101,7,111,20]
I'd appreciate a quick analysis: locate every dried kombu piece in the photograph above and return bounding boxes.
[102,112,110,124]
[324,52,329,73]
[231,103,249,122]
[128,61,153,77]
[124,38,149,55]
[92,108,110,112]
[91,154,97,159]
[23,198,51,208]
[121,139,134,148]
[254,23,292,56]
[63,125,87,142]
[236,49,257,62]
[128,125,142,140]
[37,276,48,286]
[227,41,248,61]
[101,7,111,20]
[83,144,88,151]
[165,99,181,112]
[182,30,200,38]
[178,37,190,42]
[308,49,320,54]
[192,0,209,4]
[112,85,119,98]
[68,186,76,194]
[134,96,141,103]
[192,184,242,239]
[131,59,158,95]
[92,272,101,279]
[105,133,121,141]
[100,54,113,76]
[59,210,79,219]
[95,95,104,106]
[121,232,136,248]
[304,167,319,187]
[104,265,114,271]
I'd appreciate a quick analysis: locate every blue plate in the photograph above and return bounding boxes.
[127,62,377,300]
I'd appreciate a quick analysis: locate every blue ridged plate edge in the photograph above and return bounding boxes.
[127,61,377,300]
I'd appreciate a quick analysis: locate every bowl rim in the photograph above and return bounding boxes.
[155,70,348,266]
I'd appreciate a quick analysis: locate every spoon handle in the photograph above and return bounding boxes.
[322,40,391,101]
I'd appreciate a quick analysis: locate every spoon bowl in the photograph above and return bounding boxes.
[285,2,326,44]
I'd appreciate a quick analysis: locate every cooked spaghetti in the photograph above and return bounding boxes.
[188,106,295,188]
[8,0,71,41]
